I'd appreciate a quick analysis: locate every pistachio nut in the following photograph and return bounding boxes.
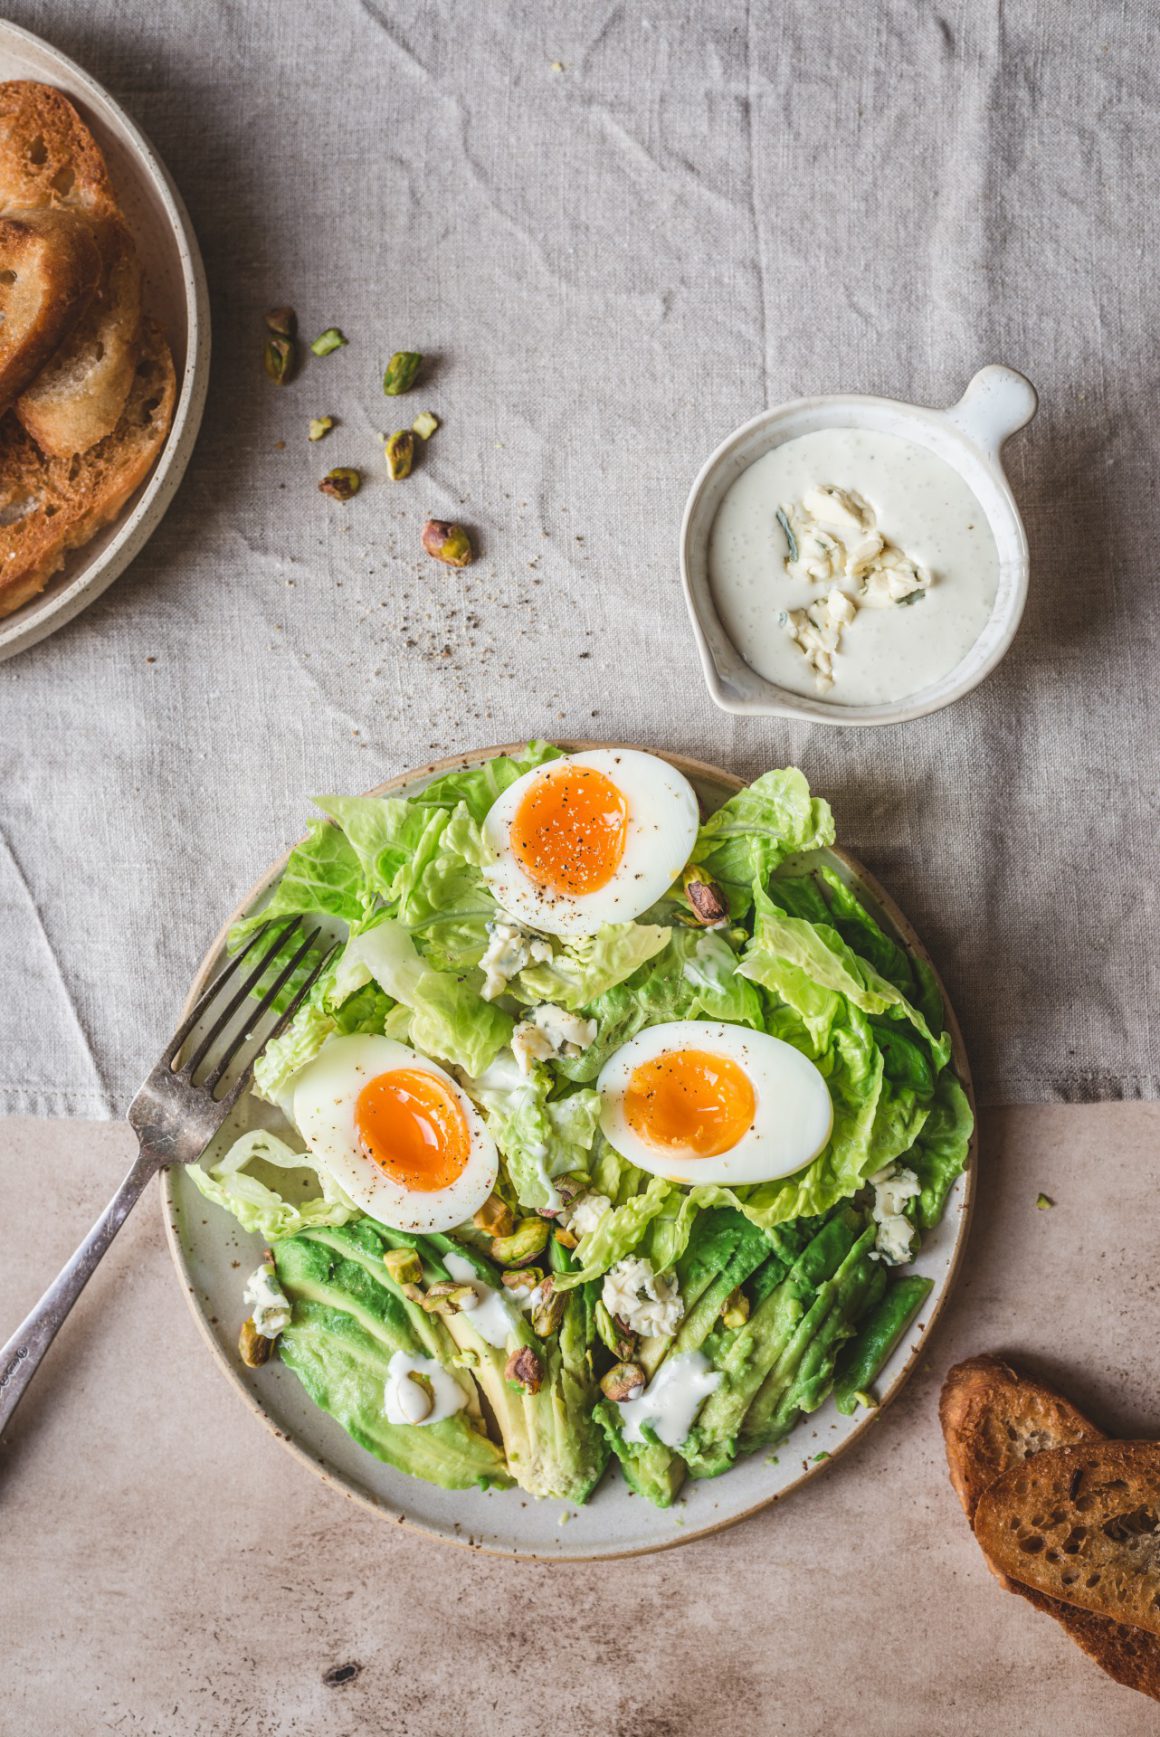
[311,326,347,356]
[488,1218,550,1268]
[500,1266,544,1295]
[263,335,294,386]
[553,1225,579,1249]
[421,519,474,567]
[264,306,297,339]
[473,1193,515,1238]
[683,872,730,927]
[384,1245,423,1287]
[397,1370,434,1424]
[385,429,415,480]
[308,414,334,441]
[238,1317,272,1368]
[600,1360,646,1403]
[721,1286,750,1329]
[411,410,439,440]
[421,1281,478,1316]
[383,349,422,395]
[530,1279,566,1338]
[504,1346,544,1394]
[320,467,360,501]
[594,1299,636,1362]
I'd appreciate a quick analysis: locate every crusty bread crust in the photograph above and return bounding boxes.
[940,1355,1160,1701]
[0,207,102,411]
[0,319,175,617]
[0,81,116,214]
[15,212,142,453]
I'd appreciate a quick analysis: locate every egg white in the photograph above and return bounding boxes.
[597,1020,834,1184]
[481,749,700,936]
[291,1034,498,1233]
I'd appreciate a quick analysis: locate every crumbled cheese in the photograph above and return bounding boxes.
[511,1003,597,1075]
[243,1259,292,1338]
[778,486,932,690]
[602,1257,684,1339]
[870,1165,920,1265]
[561,1191,613,1240]
[479,919,553,1001]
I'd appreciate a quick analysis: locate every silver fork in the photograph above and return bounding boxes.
[0,916,333,1437]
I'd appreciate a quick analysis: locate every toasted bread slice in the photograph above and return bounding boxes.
[941,1356,1160,1701]
[941,1355,1103,1527]
[0,81,116,215]
[0,206,102,412]
[0,318,175,618]
[14,212,142,454]
[975,1442,1160,1640]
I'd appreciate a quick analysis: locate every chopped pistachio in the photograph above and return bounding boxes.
[263,335,294,386]
[399,1371,434,1423]
[319,466,360,501]
[489,1218,549,1267]
[383,350,422,395]
[1036,1192,1054,1210]
[412,410,439,440]
[399,1282,425,1305]
[474,1194,515,1238]
[683,872,729,928]
[385,1246,423,1287]
[501,1266,544,1294]
[553,1225,578,1250]
[311,326,347,356]
[421,1281,477,1315]
[530,1278,566,1337]
[385,429,415,480]
[505,1346,543,1394]
[721,1286,750,1329]
[594,1299,636,1361]
[421,519,474,567]
[308,415,334,441]
[238,1317,271,1368]
[600,1361,646,1403]
[264,306,297,339]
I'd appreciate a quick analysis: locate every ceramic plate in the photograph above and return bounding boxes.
[162,745,976,1560]
[0,21,210,663]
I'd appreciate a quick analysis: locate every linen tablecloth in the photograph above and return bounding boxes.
[0,0,1155,1115]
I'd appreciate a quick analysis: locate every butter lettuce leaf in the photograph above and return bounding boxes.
[466,1053,601,1209]
[513,921,670,1011]
[690,769,835,916]
[188,1129,359,1239]
[230,819,370,943]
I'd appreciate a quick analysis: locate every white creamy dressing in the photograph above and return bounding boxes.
[383,1350,469,1426]
[708,428,999,705]
[617,1351,722,1448]
[444,1251,521,1347]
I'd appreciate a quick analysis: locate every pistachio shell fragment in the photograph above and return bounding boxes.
[505,1346,544,1394]
[489,1218,549,1267]
[239,1317,272,1368]
[320,467,360,501]
[421,519,474,567]
[385,429,415,480]
[383,350,422,395]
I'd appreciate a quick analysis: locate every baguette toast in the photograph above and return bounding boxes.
[14,211,143,454]
[941,1356,1160,1700]
[0,318,175,618]
[0,207,102,411]
[0,81,116,215]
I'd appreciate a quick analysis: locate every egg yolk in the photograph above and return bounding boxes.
[511,764,629,896]
[623,1049,756,1159]
[355,1068,470,1193]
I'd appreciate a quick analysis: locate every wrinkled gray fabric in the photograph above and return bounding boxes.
[0,0,1156,1116]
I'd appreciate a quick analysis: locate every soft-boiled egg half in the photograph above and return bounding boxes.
[482,749,700,936]
[292,1035,498,1233]
[597,1020,833,1184]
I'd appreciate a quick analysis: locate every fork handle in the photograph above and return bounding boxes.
[0,1143,157,1438]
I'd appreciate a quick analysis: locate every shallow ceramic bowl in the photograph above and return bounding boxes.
[0,21,210,663]
[681,365,1037,726]
[161,743,976,1561]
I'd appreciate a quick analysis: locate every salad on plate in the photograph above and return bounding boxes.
[191,743,972,1508]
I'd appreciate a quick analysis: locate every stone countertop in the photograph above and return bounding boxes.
[4,1103,1160,1736]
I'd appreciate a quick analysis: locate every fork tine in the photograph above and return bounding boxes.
[215,940,339,1115]
[177,917,303,1080]
[203,924,322,1096]
[161,917,301,1066]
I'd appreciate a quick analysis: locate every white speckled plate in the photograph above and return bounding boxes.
[0,21,210,662]
[162,745,976,1560]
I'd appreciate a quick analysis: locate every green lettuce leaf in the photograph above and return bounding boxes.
[466,1053,601,1209]
[230,819,370,943]
[188,1129,358,1239]
[690,769,835,916]
[553,1177,674,1289]
[513,921,670,1011]
[908,1072,974,1228]
[410,740,561,823]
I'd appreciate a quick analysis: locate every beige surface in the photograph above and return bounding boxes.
[3,1104,1159,1736]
